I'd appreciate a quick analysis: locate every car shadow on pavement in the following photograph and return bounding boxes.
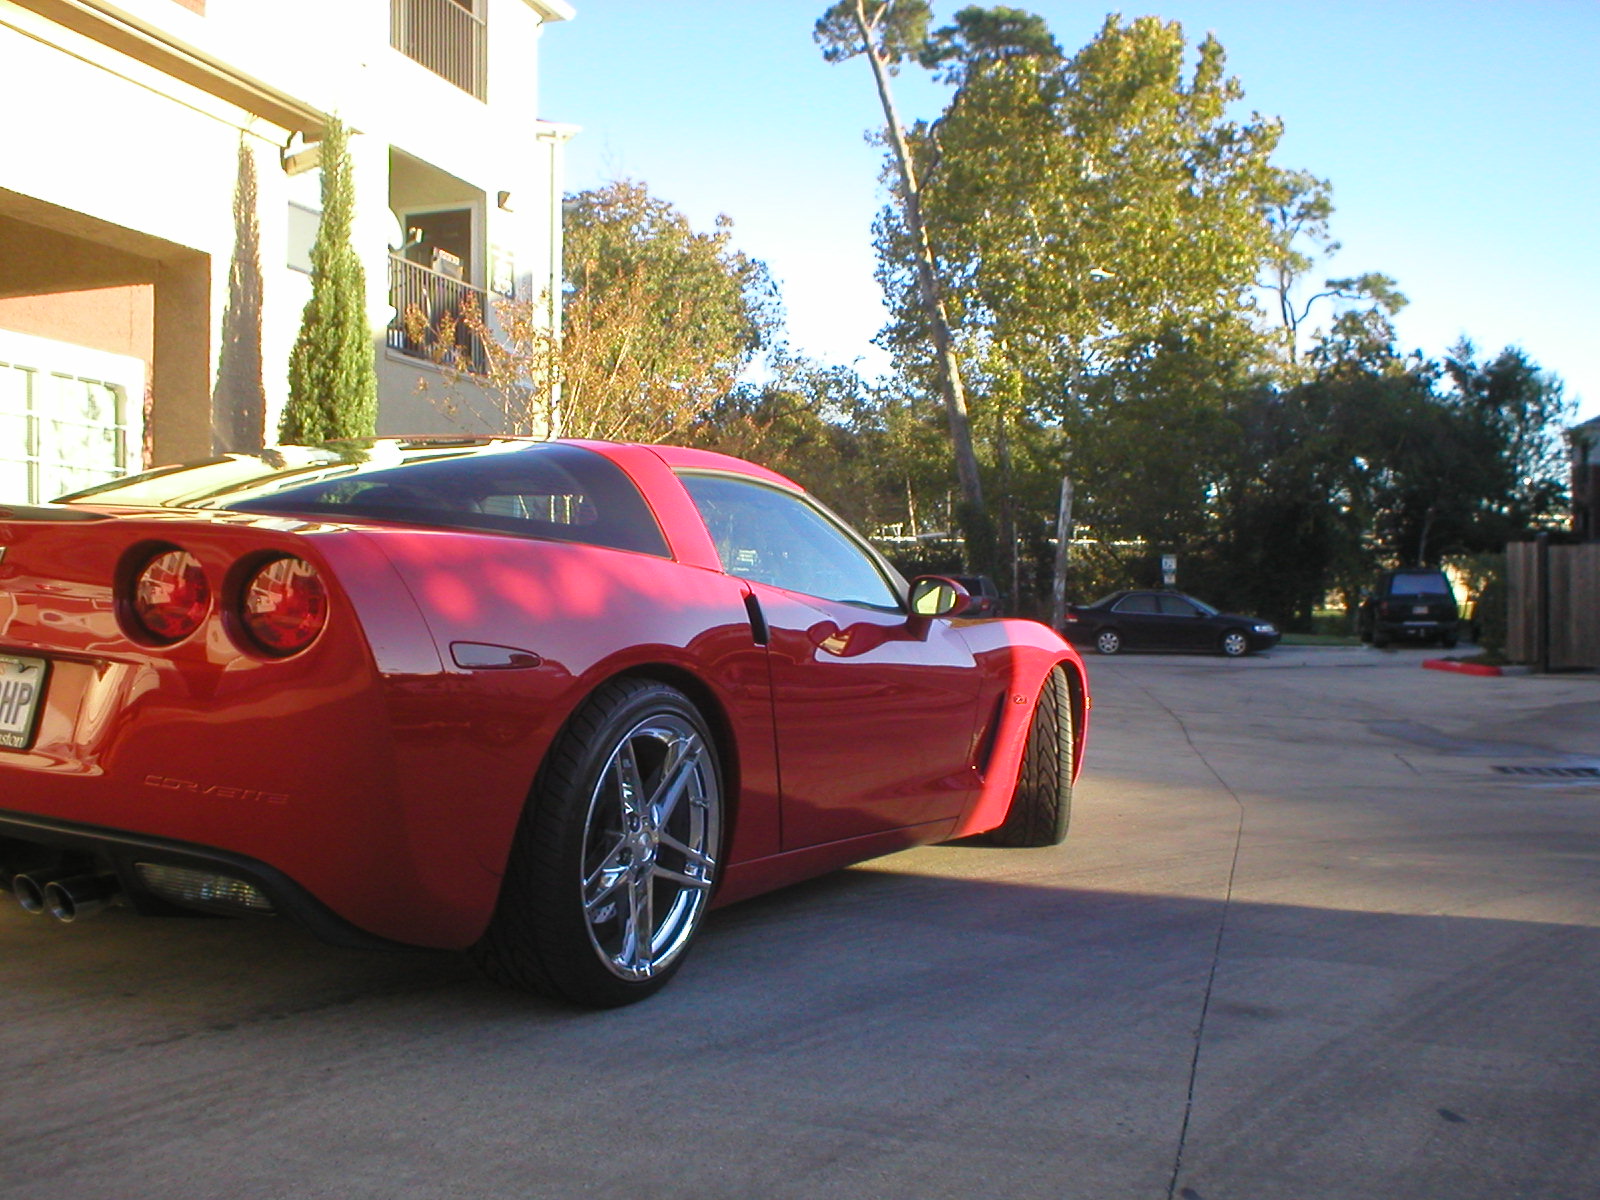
[2,854,1596,1200]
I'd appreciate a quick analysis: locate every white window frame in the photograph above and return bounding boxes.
[0,332,144,503]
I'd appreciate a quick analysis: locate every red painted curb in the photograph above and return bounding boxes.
[1423,659,1503,677]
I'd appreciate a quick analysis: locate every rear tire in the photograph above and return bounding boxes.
[1094,629,1122,655]
[980,666,1073,848]
[470,678,722,1007]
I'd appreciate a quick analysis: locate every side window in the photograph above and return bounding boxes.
[1158,595,1199,617]
[680,473,901,610]
[1113,593,1160,615]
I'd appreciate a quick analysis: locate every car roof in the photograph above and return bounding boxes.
[620,442,802,490]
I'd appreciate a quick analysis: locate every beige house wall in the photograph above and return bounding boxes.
[0,0,571,468]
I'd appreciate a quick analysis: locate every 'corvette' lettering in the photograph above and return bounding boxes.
[142,775,290,805]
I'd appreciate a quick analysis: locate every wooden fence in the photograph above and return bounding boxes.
[1507,540,1600,670]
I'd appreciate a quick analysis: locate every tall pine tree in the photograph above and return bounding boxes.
[280,116,377,443]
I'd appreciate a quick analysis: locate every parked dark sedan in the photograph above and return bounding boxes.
[1062,590,1280,657]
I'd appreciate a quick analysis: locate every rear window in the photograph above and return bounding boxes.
[64,442,669,558]
[1386,571,1452,598]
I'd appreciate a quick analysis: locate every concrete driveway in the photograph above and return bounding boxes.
[1,646,1596,1199]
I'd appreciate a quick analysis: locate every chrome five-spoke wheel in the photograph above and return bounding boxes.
[470,678,724,1007]
[581,710,720,983]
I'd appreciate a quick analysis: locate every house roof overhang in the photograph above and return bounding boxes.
[12,0,325,136]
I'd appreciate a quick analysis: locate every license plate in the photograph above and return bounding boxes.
[1412,605,1430,615]
[0,654,48,751]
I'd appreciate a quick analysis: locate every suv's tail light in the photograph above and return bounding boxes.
[239,556,327,656]
[131,549,211,642]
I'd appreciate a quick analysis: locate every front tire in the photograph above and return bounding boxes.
[471,678,723,1007]
[1094,628,1123,655]
[980,666,1073,847]
[1220,630,1249,657]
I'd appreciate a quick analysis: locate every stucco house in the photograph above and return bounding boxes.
[0,0,574,504]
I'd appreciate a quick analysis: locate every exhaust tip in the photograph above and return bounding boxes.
[42,875,119,924]
[12,873,50,915]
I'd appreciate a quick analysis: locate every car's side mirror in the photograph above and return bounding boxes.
[908,576,974,620]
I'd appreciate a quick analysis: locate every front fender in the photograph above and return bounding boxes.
[948,618,1088,839]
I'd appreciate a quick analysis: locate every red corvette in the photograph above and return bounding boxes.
[0,438,1088,1006]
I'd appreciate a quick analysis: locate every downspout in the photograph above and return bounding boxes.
[533,121,578,438]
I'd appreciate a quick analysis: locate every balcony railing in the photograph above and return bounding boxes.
[387,254,490,375]
[391,0,486,101]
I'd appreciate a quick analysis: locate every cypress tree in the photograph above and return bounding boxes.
[280,116,378,443]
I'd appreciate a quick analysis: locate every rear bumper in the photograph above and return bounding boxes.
[0,809,409,951]
[1376,619,1457,639]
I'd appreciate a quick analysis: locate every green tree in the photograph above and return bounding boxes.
[1441,340,1573,543]
[281,116,377,443]
[1260,168,1406,369]
[561,180,780,437]
[1195,316,1572,628]
[816,0,993,574]
[442,180,779,441]
[689,356,881,527]
[871,10,1287,608]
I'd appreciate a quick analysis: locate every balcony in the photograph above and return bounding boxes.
[391,0,487,101]
[387,254,490,375]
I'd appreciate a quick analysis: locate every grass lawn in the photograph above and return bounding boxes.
[1280,632,1363,647]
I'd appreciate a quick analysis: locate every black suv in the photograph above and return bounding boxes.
[1358,569,1460,648]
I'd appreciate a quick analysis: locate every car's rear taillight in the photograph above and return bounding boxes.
[239,556,327,656]
[131,549,211,642]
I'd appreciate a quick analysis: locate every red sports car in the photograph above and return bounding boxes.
[0,438,1088,1006]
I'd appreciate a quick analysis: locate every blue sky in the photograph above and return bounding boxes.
[543,2,1599,423]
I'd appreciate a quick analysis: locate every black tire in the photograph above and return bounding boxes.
[980,666,1074,847]
[1372,630,1391,649]
[470,678,723,1007]
[1440,635,1458,649]
[1220,630,1250,657]
[1094,628,1122,656]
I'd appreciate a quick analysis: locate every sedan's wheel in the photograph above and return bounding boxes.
[470,678,722,1007]
[980,666,1073,847]
[1094,628,1122,655]
[1220,630,1250,657]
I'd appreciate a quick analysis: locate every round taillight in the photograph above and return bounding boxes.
[132,550,211,642]
[240,557,327,656]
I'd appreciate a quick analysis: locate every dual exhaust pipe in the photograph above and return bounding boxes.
[8,870,120,923]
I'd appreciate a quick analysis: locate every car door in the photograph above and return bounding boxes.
[1156,593,1213,650]
[679,472,985,849]
[1110,592,1167,649]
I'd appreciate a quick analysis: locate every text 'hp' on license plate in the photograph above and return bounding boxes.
[0,654,48,751]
